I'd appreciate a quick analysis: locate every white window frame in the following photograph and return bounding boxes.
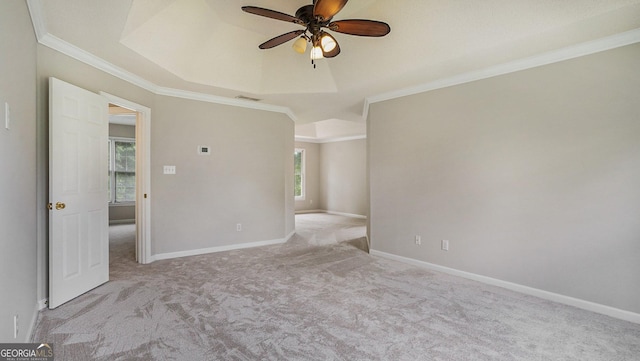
[294,148,306,201]
[109,136,136,205]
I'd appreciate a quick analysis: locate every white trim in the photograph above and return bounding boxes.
[295,209,367,219]
[362,98,370,122]
[152,238,288,262]
[108,136,135,142]
[370,249,640,324]
[295,135,366,144]
[100,92,152,265]
[26,0,47,40]
[284,230,296,242]
[365,28,640,106]
[27,0,640,125]
[37,298,48,310]
[42,33,158,92]
[295,209,326,214]
[108,202,135,208]
[25,0,297,122]
[109,219,135,225]
[156,87,296,121]
[26,302,40,343]
[326,210,367,219]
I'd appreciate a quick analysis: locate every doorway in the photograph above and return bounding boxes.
[108,104,137,262]
[101,92,151,264]
[47,79,152,309]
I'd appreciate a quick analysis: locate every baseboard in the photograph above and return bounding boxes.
[370,249,640,324]
[326,210,367,219]
[295,209,325,214]
[284,230,296,242]
[295,209,367,219]
[109,219,135,225]
[151,237,288,262]
[37,298,48,310]
[25,302,40,343]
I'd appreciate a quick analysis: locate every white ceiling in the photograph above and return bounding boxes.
[33,0,640,140]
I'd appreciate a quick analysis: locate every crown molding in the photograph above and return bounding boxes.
[295,134,366,144]
[155,87,296,121]
[26,0,46,39]
[28,0,640,125]
[362,98,371,122]
[26,0,296,121]
[40,33,161,92]
[365,28,640,108]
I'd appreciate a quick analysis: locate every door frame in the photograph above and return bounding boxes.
[101,92,152,264]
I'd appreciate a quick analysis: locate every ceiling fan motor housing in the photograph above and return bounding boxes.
[295,5,315,24]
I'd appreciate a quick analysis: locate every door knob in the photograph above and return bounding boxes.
[55,202,66,210]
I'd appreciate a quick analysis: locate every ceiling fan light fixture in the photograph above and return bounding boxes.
[310,45,324,60]
[243,1,391,65]
[292,37,308,54]
[320,33,337,52]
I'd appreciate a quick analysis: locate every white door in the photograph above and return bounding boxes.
[49,78,109,309]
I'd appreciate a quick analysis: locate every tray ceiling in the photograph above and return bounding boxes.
[32,0,640,138]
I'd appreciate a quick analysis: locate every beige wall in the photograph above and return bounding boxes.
[295,139,368,217]
[109,124,136,223]
[109,123,135,138]
[319,139,368,216]
[284,129,295,240]
[0,0,37,341]
[368,44,640,314]
[109,206,135,223]
[36,45,294,302]
[151,96,293,254]
[294,141,320,212]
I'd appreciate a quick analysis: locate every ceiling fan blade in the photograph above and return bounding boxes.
[313,0,349,21]
[259,30,306,49]
[328,19,390,37]
[242,6,304,25]
[321,33,341,58]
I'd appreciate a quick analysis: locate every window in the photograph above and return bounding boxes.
[294,148,305,200]
[108,138,136,204]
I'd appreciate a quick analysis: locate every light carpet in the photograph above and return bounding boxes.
[32,213,640,360]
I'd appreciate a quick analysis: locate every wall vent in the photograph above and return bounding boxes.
[235,95,262,102]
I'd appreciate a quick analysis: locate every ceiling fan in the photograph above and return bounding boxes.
[242,0,390,67]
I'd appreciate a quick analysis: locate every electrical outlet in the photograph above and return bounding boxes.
[236,223,242,232]
[415,235,421,245]
[441,240,449,251]
[14,315,18,339]
[163,165,176,174]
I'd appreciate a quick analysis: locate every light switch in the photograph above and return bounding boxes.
[163,165,176,174]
